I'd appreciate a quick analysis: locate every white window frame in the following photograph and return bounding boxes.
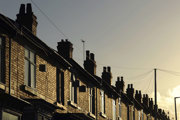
[112,99,116,120]
[138,111,141,120]
[24,48,36,88]
[118,98,122,118]
[101,90,105,114]
[89,87,95,114]
[70,73,77,104]
[141,110,144,120]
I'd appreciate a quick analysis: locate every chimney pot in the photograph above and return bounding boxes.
[65,39,68,42]
[86,51,90,59]
[90,53,94,61]
[103,67,106,72]
[107,66,111,72]
[19,4,25,14]
[27,3,32,14]
[121,76,123,81]
[117,77,120,81]
[136,90,138,94]
[131,84,133,88]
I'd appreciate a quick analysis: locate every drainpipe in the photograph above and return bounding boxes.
[9,37,11,95]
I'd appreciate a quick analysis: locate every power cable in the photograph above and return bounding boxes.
[30,0,68,39]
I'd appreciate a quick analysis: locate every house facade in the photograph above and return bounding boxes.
[0,3,170,120]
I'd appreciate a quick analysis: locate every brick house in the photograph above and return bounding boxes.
[0,3,170,120]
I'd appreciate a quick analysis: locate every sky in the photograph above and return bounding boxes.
[1,0,180,119]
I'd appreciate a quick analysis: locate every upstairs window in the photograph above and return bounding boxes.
[57,70,64,105]
[101,90,105,114]
[141,110,144,120]
[127,106,133,120]
[70,73,77,104]
[38,114,50,120]
[133,107,135,120]
[89,87,95,114]
[138,111,141,120]
[2,111,20,120]
[112,99,116,120]
[0,36,5,83]
[24,48,36,88]
[118,98,122,118]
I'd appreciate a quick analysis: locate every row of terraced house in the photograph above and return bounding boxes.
[0,3,170,120]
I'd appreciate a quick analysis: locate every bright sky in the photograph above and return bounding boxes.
[2,0,180,119]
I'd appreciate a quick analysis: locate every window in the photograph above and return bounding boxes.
[141,110,144,120]
[57,70,64,105]
[38,114,50,120]
[0,36,5,83]
[89,87,95,114]
[127,106,133,120]
[133,107,135,120]
[118,98,122,118]
[2,111,20,120]
[70,73,77,104]
[112,99,116,120]
[24,48,36,88]
[101,90,105,114]
[138,111,141,120]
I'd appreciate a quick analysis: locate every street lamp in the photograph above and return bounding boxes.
[174,97,180,120]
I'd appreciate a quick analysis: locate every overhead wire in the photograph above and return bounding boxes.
[29,0,84,59]
[30,0,68,39]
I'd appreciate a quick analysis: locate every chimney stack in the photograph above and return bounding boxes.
[16,3,38,35]
[126,84,134,101]
[115,76,125,93]
[57,39,73,59]
[102,66,112,85]
[149,98,154,111]
[84,50,97,75]
[142,94,149,107]
[135,90,142,104]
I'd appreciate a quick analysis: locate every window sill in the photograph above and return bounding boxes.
[88,112,96,119]
[68,100,78,109]
[54,102,67,110]
[100,112,107,118]
[21,85,37,96]
[0,83,5,90]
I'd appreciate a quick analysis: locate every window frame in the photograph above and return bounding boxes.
[141,110,144,120]
[112,99,116,120]
[1,109,21,120]
[57,69,65,105]
[70,73,77,104]
[38,113,51,120]
[100,90,106,114]
[24,47,36,88]
[138,111,141,120]
[118,97,122,118]
[0,36,5,84]
[89,87,95,114]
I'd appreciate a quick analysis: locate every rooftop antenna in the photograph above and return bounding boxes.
[81,39,85,61]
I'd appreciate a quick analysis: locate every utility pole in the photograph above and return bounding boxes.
[154,68,157,120]
[175,97,177,120]
[175,97,180,120]
[81,40,85,61]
